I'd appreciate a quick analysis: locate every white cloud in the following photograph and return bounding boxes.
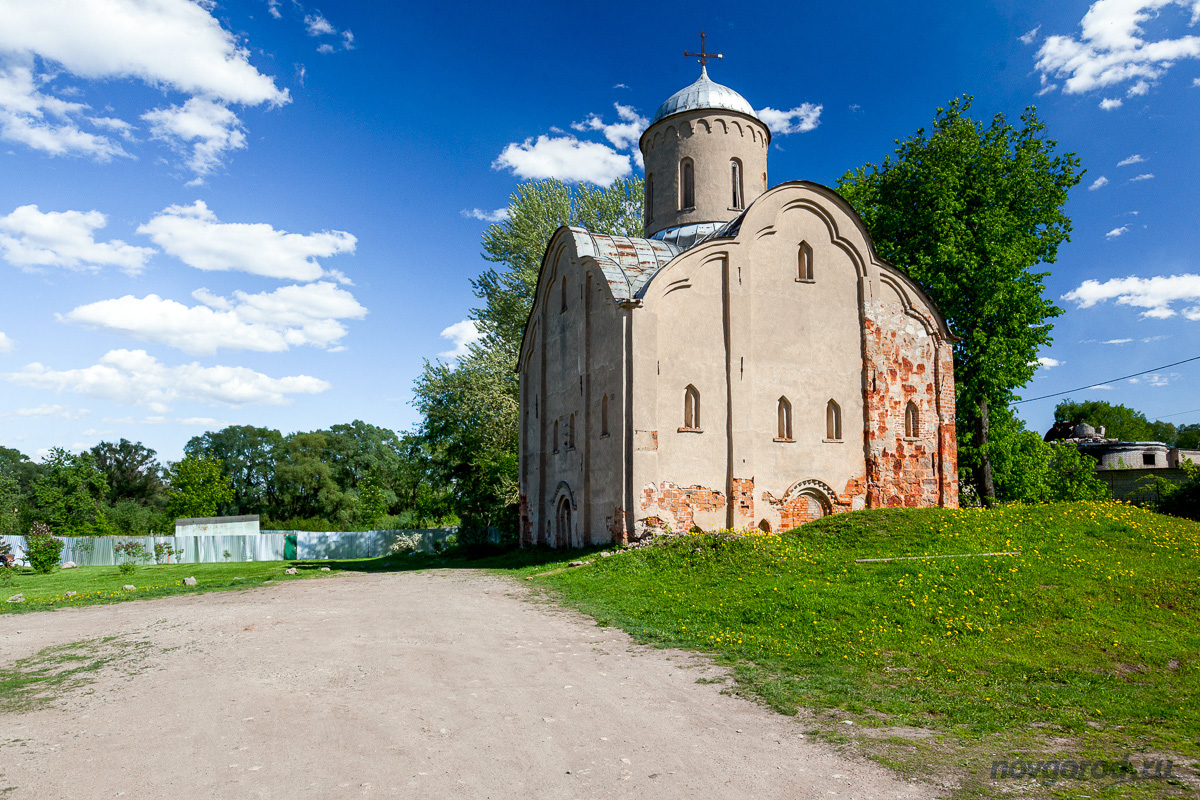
[1020,25,1042,45]
[1037,357,1063,368]
[1064,273,1200,319]
[0,0,287,170]
[438,319,482,360]
[1035,0,1200,98]
[1088,383,1115,390]
[1036,74,1059,95]
[1118,153,1146,165]
[342,31,355,50]
[1099,97,1124,109]
[1106,226,1129,238]
[1090,175,1110,189]
[613,83,629,90]
[267,0,282,20]
[0,0,289,106]
[0,204,155,274]
[493,135,632,185]
[137,201,356,281]
[62,281,367,355]
[0,331,12,352]
[4,349,329,412]
[142,97,246,178]
[571,104,648,150]
[304,14,336,36]
[142,415,228,426]
[461,208,508,223]
[756,104,823,135]
[0,64,132,161]
[1130,172,1155,181]
[1102,337,1134,344]
[8,404,87,420]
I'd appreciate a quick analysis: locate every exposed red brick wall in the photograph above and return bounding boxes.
[861,305,958,510]
[640,481,726,532]
[606,507,628,545]
[731,477,755,527]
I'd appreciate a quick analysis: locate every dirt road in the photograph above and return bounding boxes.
[0,570,940,799]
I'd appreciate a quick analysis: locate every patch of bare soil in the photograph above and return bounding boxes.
[0,571,943,799]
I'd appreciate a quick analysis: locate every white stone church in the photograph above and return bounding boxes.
[517,64,959,547]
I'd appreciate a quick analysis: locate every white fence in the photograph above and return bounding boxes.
[1,528,457,567]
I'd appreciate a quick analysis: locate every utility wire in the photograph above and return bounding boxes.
[1013,354,1200,405]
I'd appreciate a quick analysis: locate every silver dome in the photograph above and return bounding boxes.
[650,66,759,125]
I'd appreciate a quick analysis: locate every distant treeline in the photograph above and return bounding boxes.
[0,421,456,539]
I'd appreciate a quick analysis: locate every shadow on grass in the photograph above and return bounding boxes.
[291,544,611,575]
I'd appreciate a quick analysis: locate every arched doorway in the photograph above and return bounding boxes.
[555,495,572,548]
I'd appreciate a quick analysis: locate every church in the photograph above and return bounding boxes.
[517,57,959,548]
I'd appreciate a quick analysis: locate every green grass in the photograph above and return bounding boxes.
[0,636,158,713]
[524,502,1200,798]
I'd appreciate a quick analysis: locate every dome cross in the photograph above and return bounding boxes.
[683,32,723,67]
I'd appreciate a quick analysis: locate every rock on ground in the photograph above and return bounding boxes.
[0,572,940,800]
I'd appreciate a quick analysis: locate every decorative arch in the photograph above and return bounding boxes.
[782,478,837,518]
[798,240,814,281]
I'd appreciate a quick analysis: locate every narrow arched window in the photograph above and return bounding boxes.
[905,401,919,438]
[601,394,609,437]
[730,159,744,209]
[798,241,814,281]
[826,399,842,440]
[646,175,654,223]
[568,412,576,449]
[560,276,567,312]
[758,519,771,533]
[553,419,560,453]
[777,396,792,441]
[680,158,695,210]
[684,384,700,429]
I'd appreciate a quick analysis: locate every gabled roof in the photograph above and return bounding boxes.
[561,228,682,302]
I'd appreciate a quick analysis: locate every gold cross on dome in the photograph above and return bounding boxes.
[684,32,722,67]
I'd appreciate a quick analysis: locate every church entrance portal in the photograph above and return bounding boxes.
[555,496,572,548]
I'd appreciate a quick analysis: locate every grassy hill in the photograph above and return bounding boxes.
[531,502,1199,795]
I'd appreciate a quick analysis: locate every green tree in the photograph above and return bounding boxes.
[838,97,1081,505]
[1176,423,1200,450]
[272,432,355,524]
[414,178,644,537]
[1053,399,1153,441]
[33,448,109,536]
[184,425,283,515]
[90,438,166,507]
[321,420,404,495]
[166,456,234,520]
[1046,442,1110,501]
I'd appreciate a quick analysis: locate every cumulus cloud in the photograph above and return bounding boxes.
[756,104,822,135]
[0,0,288,105]
[142,97,246,178]
[0,331,12,352]
[1020,25,1043,45]
[4,349,329,412]
[1037,357,1063,368]
[1064,273,1200,319]
[1118,153,1146,165]
[136,201,356,281]
[571,104,648,150]
[0,204,155,274]
[438,319,482,360]
[1099,97,1124,109]
[302,11,354,52]
[1106,226,1129,238]
[493,135,632,185]
[1090,175,1110,189]
[461,208,508,223]
[0,0,288,172]
[0,64,132,160]
[1130,172,1155,181]
[1035,0,1200,98]
[62,281,366,355]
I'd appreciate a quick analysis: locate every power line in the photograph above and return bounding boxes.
[1013,354,1200,405]
[1155,407,1200,420]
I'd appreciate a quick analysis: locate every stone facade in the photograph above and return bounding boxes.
[517,69,958,547]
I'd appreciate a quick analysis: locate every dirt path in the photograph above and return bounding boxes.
[0,571,941,799]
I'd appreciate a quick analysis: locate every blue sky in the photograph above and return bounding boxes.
[1,0,1198,461]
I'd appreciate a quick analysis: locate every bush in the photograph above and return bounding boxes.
[1155,459,1200,521]
[24,522,64,573]
[114,540,150,574]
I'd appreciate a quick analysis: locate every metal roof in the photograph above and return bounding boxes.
[650,66,759,125]
[564,228,682,301]
[648,222,724,250]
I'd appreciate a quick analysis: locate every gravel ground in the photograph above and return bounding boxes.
[0,570,942,799]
